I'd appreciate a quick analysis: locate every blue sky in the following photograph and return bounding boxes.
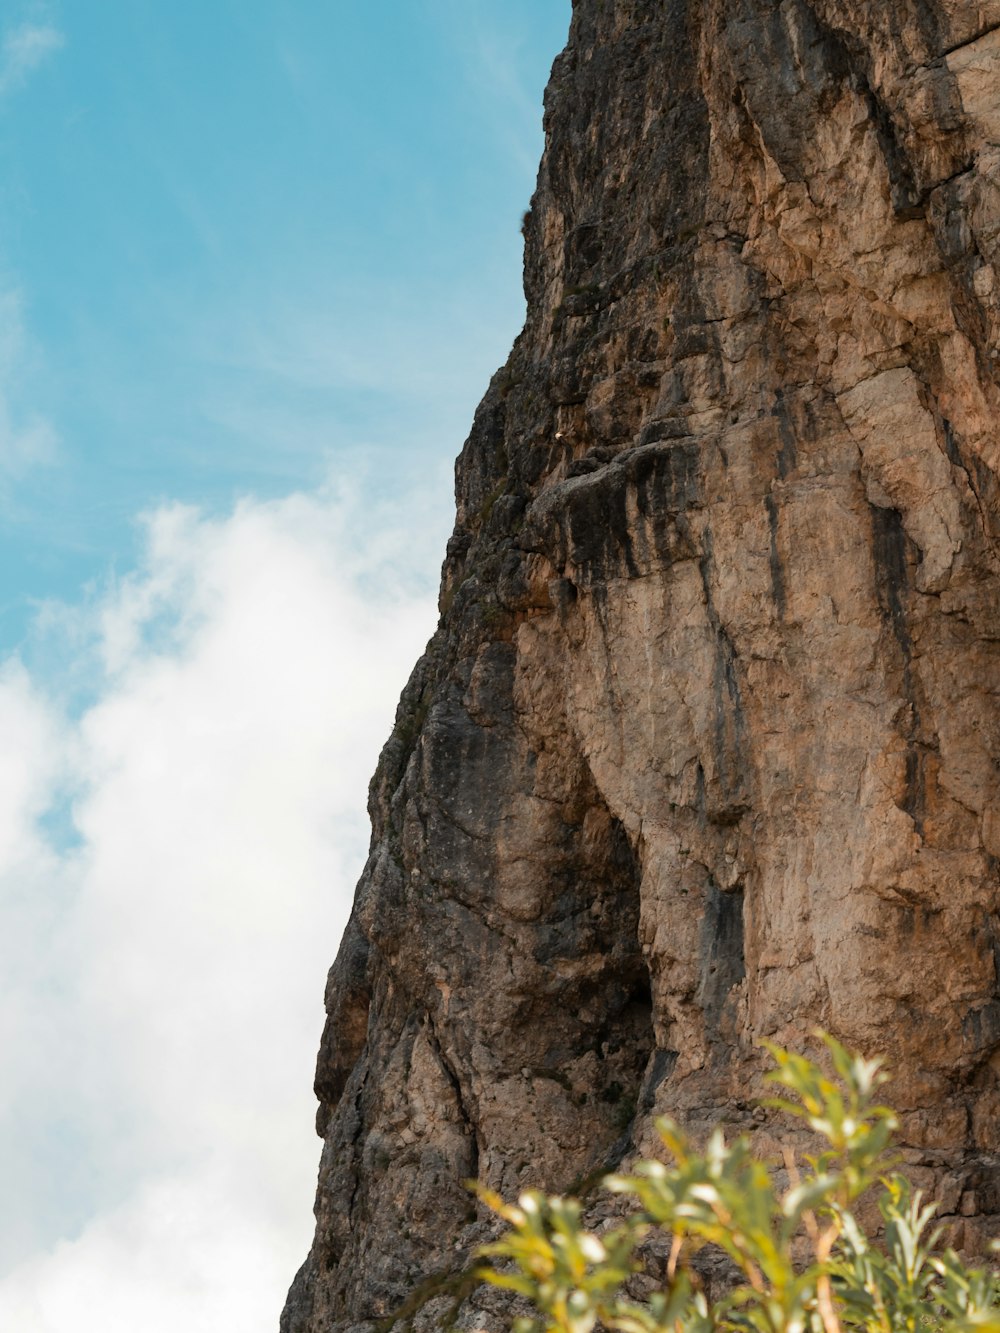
[0,4,570,1330]
[0,0,568,651]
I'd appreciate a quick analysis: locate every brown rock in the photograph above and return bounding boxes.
[282,2,1000,1327]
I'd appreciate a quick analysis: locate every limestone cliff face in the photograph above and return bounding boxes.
[282,2,1000,1327]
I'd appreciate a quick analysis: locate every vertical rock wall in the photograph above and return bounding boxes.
[283,1,1000,1327]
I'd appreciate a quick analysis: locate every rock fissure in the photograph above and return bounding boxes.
[422,1017,482,1183]
[937,21,1000,62]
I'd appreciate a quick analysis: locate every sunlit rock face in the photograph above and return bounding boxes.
[283,1,1000,1326]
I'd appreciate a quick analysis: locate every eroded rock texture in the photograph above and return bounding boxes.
[283,2,1000,1327]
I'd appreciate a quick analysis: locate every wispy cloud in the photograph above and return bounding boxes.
[432,0,568,175]
[0,16,64,99]
[0,290,59,476]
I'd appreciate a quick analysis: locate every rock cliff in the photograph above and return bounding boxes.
[282,1,1000,1327]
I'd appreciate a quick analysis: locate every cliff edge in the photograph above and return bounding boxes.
[283,1,1000,1326]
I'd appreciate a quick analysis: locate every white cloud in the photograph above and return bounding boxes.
[0,17,64,98]
[0,480,447,1330]
[0,1171,305,1333]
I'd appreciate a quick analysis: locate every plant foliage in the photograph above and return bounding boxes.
[473,1035,999,1333]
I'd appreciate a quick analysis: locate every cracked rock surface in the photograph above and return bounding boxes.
[282,1,1000,1327]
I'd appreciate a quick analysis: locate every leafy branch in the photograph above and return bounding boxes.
[471,1034,999,1333]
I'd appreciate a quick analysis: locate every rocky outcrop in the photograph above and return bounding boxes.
[282,2,1000,1328]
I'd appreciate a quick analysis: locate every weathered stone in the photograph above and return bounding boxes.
[282,2,1000,1328]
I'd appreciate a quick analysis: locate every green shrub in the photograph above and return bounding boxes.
[472,1035,1000,1333]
